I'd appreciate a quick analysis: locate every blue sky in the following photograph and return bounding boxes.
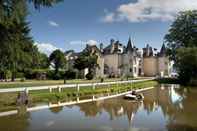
[27,0,197,54]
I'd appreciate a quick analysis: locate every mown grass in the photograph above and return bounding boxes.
[0,80,158,112]
[0,78,143,88]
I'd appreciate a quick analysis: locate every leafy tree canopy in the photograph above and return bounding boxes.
[165,10,197,85]
[74,46,99,79]
[0,0,63,23]
[0,0,59,80]
[176,47,197,85]
[49,49,66,73]
[165,10,197,61]
[74,48,99,71]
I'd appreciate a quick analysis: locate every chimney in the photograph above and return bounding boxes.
[110,39,115,45]
[100,43,103,52]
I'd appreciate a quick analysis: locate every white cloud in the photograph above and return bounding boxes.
[35,42,63,55]
[69,40,98,46]
[103,0,197,23]
[102,9,115,23]
[102,13,115,23]
[48,21,59,27]
[87,40,98,46]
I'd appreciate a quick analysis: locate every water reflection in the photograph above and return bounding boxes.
[0,84,197,131]
[0,106,30,131]
[49,106,63,114]
[74,84,197,130]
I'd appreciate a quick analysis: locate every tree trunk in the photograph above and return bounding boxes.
[11,71,15,82]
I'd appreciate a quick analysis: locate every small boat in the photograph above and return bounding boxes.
[124,91,144,100]
[124,94,138,100]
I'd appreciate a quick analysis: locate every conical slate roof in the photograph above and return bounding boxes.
[158,43,166,56]
[126,37,134,52]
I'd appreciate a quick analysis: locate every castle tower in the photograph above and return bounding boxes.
[157,43,169,77]
[158,43,166,57]
[126,37,134,53]
[142,44,158,76]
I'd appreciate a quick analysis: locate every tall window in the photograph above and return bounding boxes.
[130,68,132,73]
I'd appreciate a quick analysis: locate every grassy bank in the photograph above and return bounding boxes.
[0,80,158,112]
[0,78,143,88]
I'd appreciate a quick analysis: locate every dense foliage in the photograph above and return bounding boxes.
[0,18,48,80]
[0,0,62,81]
[74,47,98,80]
[165,10,197,85]
[49,49,66,79]
[176,48,197,85]
[0,0,63,23]
[165,10,197,61]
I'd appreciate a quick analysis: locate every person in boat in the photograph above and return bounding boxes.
[125,91,144,100]
[131,91,137,95]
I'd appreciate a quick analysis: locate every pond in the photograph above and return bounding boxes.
[0,84,197,131]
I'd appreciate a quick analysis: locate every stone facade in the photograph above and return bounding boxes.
[143,44,173,77]
[65,38,173,78]
[102,38,142,78]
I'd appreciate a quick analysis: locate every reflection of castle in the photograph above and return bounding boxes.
[65,37,173,78]
[77,97,140,124]
[75,85,195,125]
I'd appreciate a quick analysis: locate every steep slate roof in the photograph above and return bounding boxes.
[124,37,141,57]
[103,40,124,54]
[83,44,102,56]
[143,44,154,57]
[126,37,134,53]
[158,43,166,57]
[102,44,112,54]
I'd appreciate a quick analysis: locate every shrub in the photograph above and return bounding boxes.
[46,70,65,80]
[24,69,33,79]
[16,72,24,78]
[65,70,76,79]
[20,78,25,82]
[24,69,47,80]
[5,70,12,80]
[46,70,54,80]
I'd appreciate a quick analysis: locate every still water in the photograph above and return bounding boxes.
[0,84,197,131]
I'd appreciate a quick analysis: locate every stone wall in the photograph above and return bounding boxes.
[104,54,121,77]
[158,57,169,77]
[96,56,104,78]
[143,57,158,76]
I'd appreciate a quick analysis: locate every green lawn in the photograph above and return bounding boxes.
[0,80,158,112]
[0,77,142,88]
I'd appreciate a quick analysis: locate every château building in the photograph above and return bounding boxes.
[142,43,173,77]
[102,38,141,78]
[65,37,173,78]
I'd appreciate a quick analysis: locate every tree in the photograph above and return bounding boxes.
[176,48,197,85]
[165,10,197,61]
[0,18,49,81]
[28,0,63,9]
[0,0,63,23]
[38,53,49,69]
[0,19,36,81]
[74,47,99,80]
[165,10,197,85]
[0,0,59,81]
[49,49,66,74]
